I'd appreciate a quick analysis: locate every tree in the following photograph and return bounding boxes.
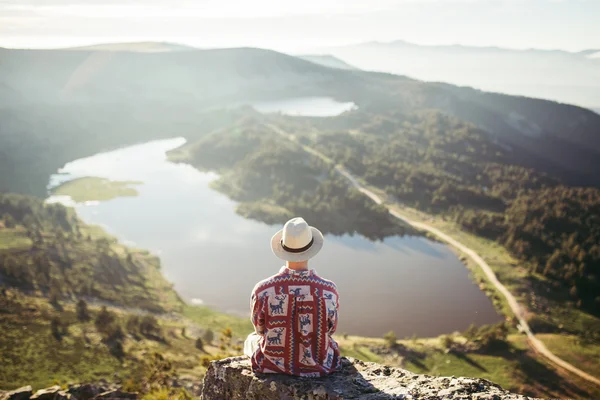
[195,337,204,351]
[441,334,454,349]
[202,329,214,344]
[464,323,479,342]
[76,299,90,322]
[383,331,397,348]
[95,306,115,333]
[3,213,16,228]
[50,316,63,341]
[140,315,162,340]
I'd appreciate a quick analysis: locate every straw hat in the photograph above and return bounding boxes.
[270,217,324,262]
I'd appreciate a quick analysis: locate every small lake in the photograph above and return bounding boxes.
[249,97,356,116]
[47,138,502,337]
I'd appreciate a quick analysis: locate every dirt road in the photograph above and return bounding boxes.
[268,124,600,386]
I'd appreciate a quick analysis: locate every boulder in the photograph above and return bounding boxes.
[93,390,137,400]
[67,385,100,400]
[201,356,540,400]
[2,386,33,400]
[30,386,68,400]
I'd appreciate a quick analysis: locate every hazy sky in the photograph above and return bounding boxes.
[1,0,599,52]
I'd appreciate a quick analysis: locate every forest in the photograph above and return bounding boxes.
[274,110,600,314]
[168,119,409,240]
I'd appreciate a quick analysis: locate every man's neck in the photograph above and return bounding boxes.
[286,261,308,271]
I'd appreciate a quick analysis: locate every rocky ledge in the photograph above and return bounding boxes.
[1,384,137,400]
[201,356,539,400]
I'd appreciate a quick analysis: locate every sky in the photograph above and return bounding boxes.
[1,0,599,52]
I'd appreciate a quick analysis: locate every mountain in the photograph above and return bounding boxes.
[299,54,358,70]
[0,47,345,107]
[2,45,600,197]
[579,49,600,59]
[315,41,600,109]
[61,41,197,53]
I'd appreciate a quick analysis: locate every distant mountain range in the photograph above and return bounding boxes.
[62,41,197,53]
[312,40,600,109]
[1,43,600,196]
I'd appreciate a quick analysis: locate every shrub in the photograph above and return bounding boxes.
[3,213,16,228]
[441,334,454,349]
[140,315,162,340]
[76,299,90,322]
[383,331,397,348]
[221,327,233,339]
[202,329,214,344]
[95,306,116,333]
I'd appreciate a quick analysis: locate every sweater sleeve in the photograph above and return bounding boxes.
[327,287,339,335]
[251,291,266,336]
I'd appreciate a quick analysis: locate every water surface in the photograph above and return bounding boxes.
[47,138,502,337]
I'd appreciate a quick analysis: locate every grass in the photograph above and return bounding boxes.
[537,334,600,378]
[182,305,253,339]
[0,292,246,391]
[51,177,142,203]
[0,295,121,389]
[0,228,32,251]
[235,201,293,225]
[336,333,600,400]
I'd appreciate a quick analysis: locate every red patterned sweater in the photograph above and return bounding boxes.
[249,266,342,376]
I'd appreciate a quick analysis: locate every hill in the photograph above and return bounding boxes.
[61,42,196,53]
[2,46,600,199]
[167,119,409,240]
[0,193,181,312]
[299,54,358,70]
[0,193,252,391]
[316,40,600,109]
[0,47,344,107]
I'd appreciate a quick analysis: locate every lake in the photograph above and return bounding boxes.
[47,138,502,337]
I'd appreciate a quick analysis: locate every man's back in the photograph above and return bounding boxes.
[250,266,341,376]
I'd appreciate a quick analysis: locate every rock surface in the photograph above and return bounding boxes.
[1,385,136,400]
[1,386,33,400]
[201,356,540,400]
[30,386,66,400]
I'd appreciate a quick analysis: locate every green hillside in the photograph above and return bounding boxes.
[167,119,411,240]
[0,193,252,393]
[269,110,600,317]
[0,193,181,312]
[2,47,600,195]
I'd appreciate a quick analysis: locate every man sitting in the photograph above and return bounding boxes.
[244,217,341,376]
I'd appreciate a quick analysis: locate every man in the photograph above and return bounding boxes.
[244,217,341,376]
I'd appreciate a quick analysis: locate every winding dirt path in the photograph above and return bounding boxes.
[269,123,600,387]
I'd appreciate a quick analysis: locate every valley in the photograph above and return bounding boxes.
[1,45,600,399]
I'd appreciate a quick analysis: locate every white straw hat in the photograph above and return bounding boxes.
[271,217,324,262]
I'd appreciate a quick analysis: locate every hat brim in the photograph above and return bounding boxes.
[270,226,324,262]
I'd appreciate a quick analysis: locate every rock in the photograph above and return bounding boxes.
[93,390,137,400]
[30,386,69,400]
[2,386,33,400]
[67,385,101,400]
[201,356,541,400]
